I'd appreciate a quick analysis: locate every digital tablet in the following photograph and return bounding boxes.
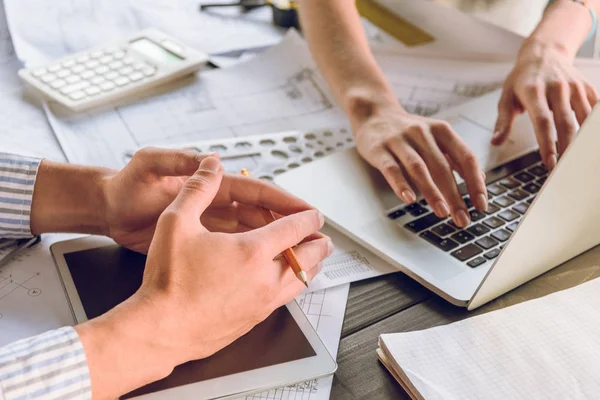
[51,236,336,400]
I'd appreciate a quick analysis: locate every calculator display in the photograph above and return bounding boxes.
[130,38,184,64]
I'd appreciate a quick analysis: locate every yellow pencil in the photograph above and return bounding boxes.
[240,168,309,287]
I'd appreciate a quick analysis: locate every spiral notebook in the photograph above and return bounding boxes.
[377,278,600,400]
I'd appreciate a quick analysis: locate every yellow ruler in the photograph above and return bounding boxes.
[356,0,435,46]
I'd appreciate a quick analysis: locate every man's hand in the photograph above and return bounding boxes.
[76,156,333,399]
[493,39,598,169]
[354,102,487,228]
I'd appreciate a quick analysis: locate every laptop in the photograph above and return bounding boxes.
[275,89,600,310]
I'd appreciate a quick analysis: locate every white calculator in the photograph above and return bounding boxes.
[19,29,209,112]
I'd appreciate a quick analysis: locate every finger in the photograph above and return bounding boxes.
[570,82,592,126]
[249,210,325,257]
[388,137,465,224]
[272,238,334,304]
[359,147,416,204]
[215,174,314,216]
[517,84,557,168]
[547,82,577,156]
[492,90,519,145]
[132,147,217,178]
[585,82,599,108]
[166,157,223,220]
[434,123,488,212]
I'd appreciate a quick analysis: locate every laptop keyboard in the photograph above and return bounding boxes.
[387,152,549,268]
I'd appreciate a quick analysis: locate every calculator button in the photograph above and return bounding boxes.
[40,73,57,83]
[66,75,81,84]
[56,69,71,78]
[84,86,101,96]
[119,66,134,75]
[114,51,126,59]
[48,64,62,72]
[100,81,116,91]
[115,77,130,86]
[81,70,95,79]
[85,60,100,69]
[60,81,90,94]
[99,55,113,64]
[133,62,146,71]
[123,56,135,65]
[95,66,109,75]
[109,61,124,69]
[91,76,106,85]
[105,71,119,80]
[71,65,86,74]
[129,72,144,82]
[31,68,48,77]
[50,79,67,89]
[76,55,90,63]
[90,51,104,59]
[68,91,87,100]
[104,46,119,54]
[142,67,156,77]
[62,59,76,68]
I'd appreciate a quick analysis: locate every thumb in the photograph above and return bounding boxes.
[492,91,519,146]
[168,156,223,219]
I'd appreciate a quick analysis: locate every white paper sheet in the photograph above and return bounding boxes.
[3,0,284,66]
[244,284,349,400]
[379,278,600,400]
[0,0,65,161]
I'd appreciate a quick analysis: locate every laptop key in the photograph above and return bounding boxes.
[405,213,442,233]
[451,243,483,261]
[475,236,499,250]
[484,248,501,259]
[483,216,504,229]
[513,203,530,214]
[404,203,428,217]
[514,172,535,182]
[506,221,519,232]
[536,177,547,186]
[388,209,406,220]
[467,224,490,237]
[469,210,486,222]
[491,229,511,242]
[463,196,473,209]
[485,203,501,215]
[522,183,540,194]
[420,231,459,252]
[499,209,520,221]
[494,196,515,207]
[431,223,456,237]
[467,256,487,268]
[419,199,428,206]
[487,183,507,196]
[528,164,548,176]
[451,230,475,244]
[499,177,520,189]
[508,189,529,201]
[527,196,536,205]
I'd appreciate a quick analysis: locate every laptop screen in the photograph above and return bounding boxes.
[63,245,317,398]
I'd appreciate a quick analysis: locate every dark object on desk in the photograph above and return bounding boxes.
[199,0,300,29]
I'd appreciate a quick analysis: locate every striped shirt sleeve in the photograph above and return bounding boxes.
[0,327,91,400]
[0,153,41,239]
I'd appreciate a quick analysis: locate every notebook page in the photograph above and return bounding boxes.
[380,278,600,400]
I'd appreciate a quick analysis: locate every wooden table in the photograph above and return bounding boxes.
[330,242,600,399]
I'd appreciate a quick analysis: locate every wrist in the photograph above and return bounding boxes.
[520,36,574,61]
[344,87,406,129]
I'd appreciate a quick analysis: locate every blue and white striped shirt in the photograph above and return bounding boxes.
[0,154,91,400]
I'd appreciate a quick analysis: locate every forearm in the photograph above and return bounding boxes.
[527,0,599,58]
[30,160,114,235]
[299,0,400,127]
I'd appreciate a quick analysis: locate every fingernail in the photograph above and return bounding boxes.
[547,154,557,169]
[327,240,334,256]
[476,193,488,211]
[434,201,450,217]
[456,210,470,228]
[318,212,325,227]
[195,152,220,162]
[401,190,416,204]
[200,156,221,172]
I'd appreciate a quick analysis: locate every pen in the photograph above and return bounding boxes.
[240,169,309,287]
[0,236,40,269]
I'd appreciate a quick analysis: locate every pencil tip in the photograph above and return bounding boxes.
[298,270,309,288]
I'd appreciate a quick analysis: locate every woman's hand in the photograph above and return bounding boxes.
[493,39,598,168]
[353,102,487,227]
